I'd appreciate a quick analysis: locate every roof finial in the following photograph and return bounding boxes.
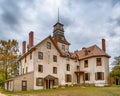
[58,8,59,22]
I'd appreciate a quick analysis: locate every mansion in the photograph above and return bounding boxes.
[5,19,110,91]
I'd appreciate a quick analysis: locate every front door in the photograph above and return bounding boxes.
[22,81,27,91]
[46,80,51,89]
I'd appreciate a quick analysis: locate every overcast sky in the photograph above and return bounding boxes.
[0,0,120,67]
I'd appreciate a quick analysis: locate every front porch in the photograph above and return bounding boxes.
[43,75,58,89]
[74,71,84,85]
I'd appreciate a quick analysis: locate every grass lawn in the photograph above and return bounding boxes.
[1,86,120,96]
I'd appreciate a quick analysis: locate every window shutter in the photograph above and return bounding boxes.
[42,78,43,86]
[83,73,85,81]
[65,75,67,82]
[95,73,97,80]
[36,78,38,86]
[102,72,104,80]
[70,75,72,82]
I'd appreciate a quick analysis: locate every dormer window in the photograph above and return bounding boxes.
[85,49,88,55]
[62,45,65,51]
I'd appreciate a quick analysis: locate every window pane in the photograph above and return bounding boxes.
[30,53,32,59]
[67,64,70,71]
[53,55,57,62]
[38,52,43,59]
[36,78,43,86]
[97,72,102,80]
[62,45,65,51]
[84,60,88,68]
[47,42,51,49]
[85,73,89,81]
[96,58,102,66]
[38,65,43,72]
[53,67,57,74]
[66,74,71,82]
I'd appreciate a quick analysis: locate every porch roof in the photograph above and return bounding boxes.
[74,71,84,75]
[44,75,57,80]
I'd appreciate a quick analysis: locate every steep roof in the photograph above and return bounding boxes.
[19,36,110,61]
[19,35,63,60]
[75,45,110,60]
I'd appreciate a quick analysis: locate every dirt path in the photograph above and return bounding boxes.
[0,92,7,96]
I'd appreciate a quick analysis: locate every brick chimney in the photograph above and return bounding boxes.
[102,39,106,52]
[29,31,34,49]
[22,41,26,54]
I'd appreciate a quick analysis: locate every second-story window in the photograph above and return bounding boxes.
[25,57,26,63]
[96,58,102,66]
[53,67,57,74]
[47,42,51,49]
[38,52,43,59]
[23,68,24,74]
[26,67,28,73]
[62,45,65,51]
[77,65,80,71]
[53,55,57,62]
[38,65,43,72]
[84,60,88,68]
[66,64,70,71]
[30,53,32,60]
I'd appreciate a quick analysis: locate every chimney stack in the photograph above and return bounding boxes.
[22,41,26,54]
[29,31,34,49]
[102,38,106,52]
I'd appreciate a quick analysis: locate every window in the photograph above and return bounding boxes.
[77,66,80,70]
[96,58,102,66]
[38,65,43,72]
[53,67,57,74]
[84,49,88,55]
[95,72,104,80]
[23,68,24,74]
[53,55,57,62]
[47,42,51,49]
[36,78,43,86]
[38,52,43,59]
[66,64,70,71]
[30,53,32,59]
[62,45,65,51]
[65,74,72,82]
[85,73,90,81]
[25,57,26,63]
[84,60,88,68]
[26,67,28,73]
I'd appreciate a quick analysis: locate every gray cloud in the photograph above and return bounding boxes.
[0,0,120,65]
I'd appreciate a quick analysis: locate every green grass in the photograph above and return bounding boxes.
[1,86,120,96]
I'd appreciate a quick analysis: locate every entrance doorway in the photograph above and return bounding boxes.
[22,81,27,91]
[44,75,58,89]
[46,80,51,89]
[77,75,80,84]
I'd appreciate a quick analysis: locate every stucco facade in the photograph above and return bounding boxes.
[5,20,110,91]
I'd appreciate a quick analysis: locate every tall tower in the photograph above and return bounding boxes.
[52,9,70,52]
